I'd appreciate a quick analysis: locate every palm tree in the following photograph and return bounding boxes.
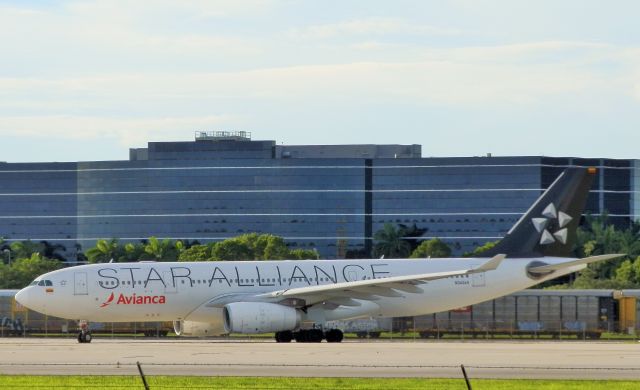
[144,237,180,261]
[86,239,119,263]
[39,240,67,262]
[577,215,637,279]
[373,223,411,259]
[398,223,428,253]
[9,240,44,260]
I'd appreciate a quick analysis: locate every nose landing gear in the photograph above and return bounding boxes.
[77,320,92,343]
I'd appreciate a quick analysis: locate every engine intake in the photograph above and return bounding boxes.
[173,320,225,337]
[526,260,554,279]
[223,302,301,334]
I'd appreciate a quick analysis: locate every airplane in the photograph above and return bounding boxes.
[15,167,623,343]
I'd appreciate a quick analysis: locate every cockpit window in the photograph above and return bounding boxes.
[45,280,53,286]
[37,280,46,286]
[30,280,38,286]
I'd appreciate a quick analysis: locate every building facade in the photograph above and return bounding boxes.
[0,132,637,261]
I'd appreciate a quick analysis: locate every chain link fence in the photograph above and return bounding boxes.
[1,317,639,341]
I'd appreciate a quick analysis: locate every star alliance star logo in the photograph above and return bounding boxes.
[531,203,572,246]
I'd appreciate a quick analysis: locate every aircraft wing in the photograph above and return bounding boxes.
[254,254,505,307]
[527,254,625,274]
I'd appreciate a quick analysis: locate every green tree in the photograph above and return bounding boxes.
[211,238,253,261]
[373,223,411,259]
[398,223,428,253]
[143,237,181,261]
[631,256,640,284]
[257,235,290,260]
[463,241,499,257]
[39,240,67,261]
[615,259,635,288]
[0,262,15,288]
[9,240,44,260]
[210,234,295,261]
[7,253,62,288]
[122,242,146,262]
[179,245,213,261]
[290,249,320,260]
[86,239,120,263]
[0,238,9,264]
[410,238,451,258]
[576,215,637,280]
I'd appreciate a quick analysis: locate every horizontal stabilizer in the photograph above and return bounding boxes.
[528,254,625,274]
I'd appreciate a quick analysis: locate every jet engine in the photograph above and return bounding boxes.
[223,302,301,334]
[173,320,225,337]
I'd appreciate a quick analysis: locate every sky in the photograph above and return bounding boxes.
[1,0,640,162]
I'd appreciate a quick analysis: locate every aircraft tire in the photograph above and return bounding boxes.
[275,331,293,343]
[294,331,306,343]
[325,329,343,343]
[309,329,323,343]
[293,329,323,343]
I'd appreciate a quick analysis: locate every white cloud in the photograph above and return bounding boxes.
[0,1,638,160]
[288,17,464,40]
[0,115,235,147]
[0,41,632,111]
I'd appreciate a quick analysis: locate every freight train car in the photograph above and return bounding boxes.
[2,289,639,338]
[410,290,616,339]
[352,290,637,339]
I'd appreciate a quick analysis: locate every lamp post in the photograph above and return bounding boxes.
[2,249,10,266]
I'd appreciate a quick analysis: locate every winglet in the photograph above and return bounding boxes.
[473,254,506,273]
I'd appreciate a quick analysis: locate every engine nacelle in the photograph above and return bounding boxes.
[223,302,301,334]
[173,320,225,337]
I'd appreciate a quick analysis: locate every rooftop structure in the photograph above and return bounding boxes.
[0,134,637,262]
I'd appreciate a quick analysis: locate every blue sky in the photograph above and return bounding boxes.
[1,0,639,162]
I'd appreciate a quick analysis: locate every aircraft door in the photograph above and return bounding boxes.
[163,271,177,294]
[472,271,486,287]
[74,272,88,295]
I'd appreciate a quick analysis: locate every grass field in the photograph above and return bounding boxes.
[1,376,639,389]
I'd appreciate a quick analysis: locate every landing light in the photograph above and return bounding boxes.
[587,167,597,175]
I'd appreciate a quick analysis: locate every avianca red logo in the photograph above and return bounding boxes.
[100,293,166,307]
[100,292,115,307]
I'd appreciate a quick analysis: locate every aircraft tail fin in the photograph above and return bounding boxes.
[482,167,596,258]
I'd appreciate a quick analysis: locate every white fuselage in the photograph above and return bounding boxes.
[16,257,583,325]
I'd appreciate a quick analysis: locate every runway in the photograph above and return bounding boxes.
[1,338,639,380]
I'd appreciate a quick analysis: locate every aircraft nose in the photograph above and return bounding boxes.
[15,287,32,308]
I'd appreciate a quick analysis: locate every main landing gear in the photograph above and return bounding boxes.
[275,329,344,343]
[77,320,92,343]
